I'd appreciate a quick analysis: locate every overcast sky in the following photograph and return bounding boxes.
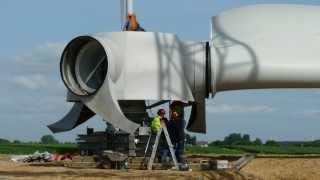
[1,0,320,142]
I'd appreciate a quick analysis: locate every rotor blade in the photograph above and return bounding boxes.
[211,4,320,92]
[48,102,95,133]
[81,76,140,134]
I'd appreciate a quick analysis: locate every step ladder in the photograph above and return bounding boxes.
[147,122,179,170]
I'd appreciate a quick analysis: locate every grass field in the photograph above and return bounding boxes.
[2,143,320,155]
[226,145,320,155]
[185,146,244,154]
[0,143,78,154]
[186,145,320,155]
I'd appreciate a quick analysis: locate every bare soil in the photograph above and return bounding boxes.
[241,158,320,180]
[1,155,320,180]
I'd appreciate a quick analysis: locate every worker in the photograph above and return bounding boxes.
[151,109,166,133]
[168,101,188,163]
[123,14,145,31]
[150,109,170,163]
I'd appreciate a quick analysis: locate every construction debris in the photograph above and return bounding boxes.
[11,151,52,163]
[102,150,128,162]
[52,152,73,161]
[11,151,74,163]
[97,150,129,169]
[211,160,230,170]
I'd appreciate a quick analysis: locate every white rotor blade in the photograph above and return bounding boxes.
[210,4,320,92]
[48,102,95,133]
[82,76,140,134]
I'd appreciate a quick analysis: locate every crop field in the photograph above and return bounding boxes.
[2,143,320,156]
[0,144,78,155]
[185,146,244,154]
[226,145,320,154]
[186,145,320,155]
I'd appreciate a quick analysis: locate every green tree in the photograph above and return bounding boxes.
[265,140,279,146]
[41,135,59,144]
[224,133,242,145]
[253,138,262,145]
[0,138,10,144]
[13,140,21,144]
[241,134,252,145]
[209,140,223,146]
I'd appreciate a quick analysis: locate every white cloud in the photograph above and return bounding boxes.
[11,42,65,91]
[3,42,69,116]
[13,74,48,90]
[304,110,320,118]
[15,42,65,74]
[207,104,276,114]
[15,42,64,63]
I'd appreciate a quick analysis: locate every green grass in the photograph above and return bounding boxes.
[186,145,320,155]
[2,143,320,156]
[185,146,244,154]
[226,145,320,155]
[0,143,78,155]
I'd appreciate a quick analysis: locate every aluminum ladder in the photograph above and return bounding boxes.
[147,123,179,170]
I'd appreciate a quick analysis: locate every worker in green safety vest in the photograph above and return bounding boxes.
[150,108,170,163]
[151,109,166,133]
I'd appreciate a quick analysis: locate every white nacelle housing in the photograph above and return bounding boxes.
[60,32,207,133]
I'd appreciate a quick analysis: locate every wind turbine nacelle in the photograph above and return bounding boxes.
[60,32,209,134]
[61,32,208,100]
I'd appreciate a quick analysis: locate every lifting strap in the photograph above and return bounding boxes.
[123,14,145,31]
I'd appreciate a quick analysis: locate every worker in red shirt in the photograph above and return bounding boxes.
[168,101,188,163]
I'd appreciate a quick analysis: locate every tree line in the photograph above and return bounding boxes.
[209,133,279,146]
[0,135,74,145]
[2,133,320,147]
[186,132,320,147]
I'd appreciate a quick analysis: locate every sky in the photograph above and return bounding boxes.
[1,0,320,142]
